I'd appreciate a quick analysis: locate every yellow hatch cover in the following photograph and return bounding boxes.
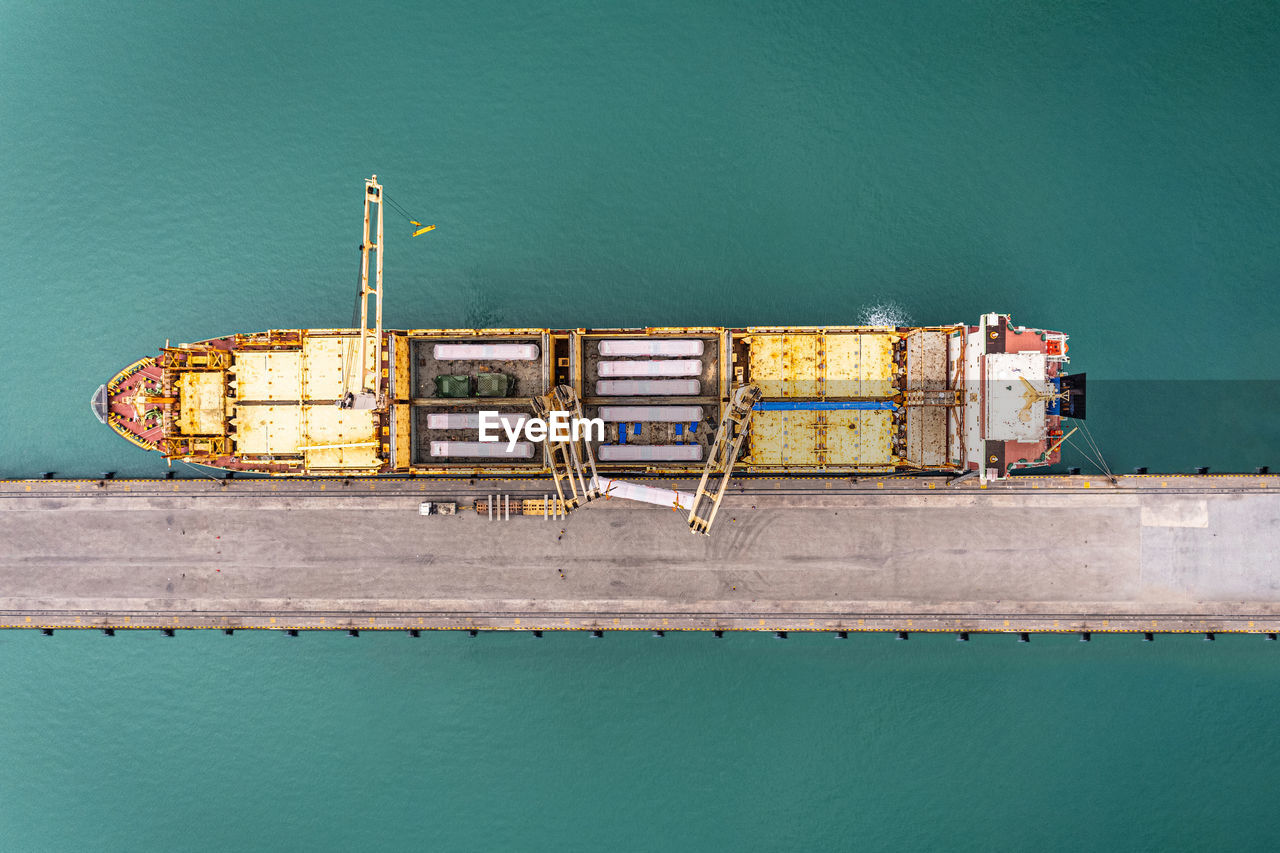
[231,404,379,469]
[224,334,382,470]
[302,334,377,401]
[301,406,380,469]
[229,335,376,404]
[747,332,895,398]
[230,405,302,455]
[746,409,893,467]
[231,351,302,401]
[175,372,227,436]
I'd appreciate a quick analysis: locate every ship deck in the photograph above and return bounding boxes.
[2,474,1276,634]
[105,319,1070,477]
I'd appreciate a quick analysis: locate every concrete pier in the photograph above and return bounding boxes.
[1,474,1277,633]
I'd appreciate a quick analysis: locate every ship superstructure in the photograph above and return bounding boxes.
[95,177,1086,525]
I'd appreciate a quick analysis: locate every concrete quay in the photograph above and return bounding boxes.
[1,473,1277,634]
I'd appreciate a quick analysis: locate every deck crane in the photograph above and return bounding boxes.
[532,385,602,511]
[339,175,386,409]
[339,174,434,410]
[687,384,761,534]
[529,384,761,535]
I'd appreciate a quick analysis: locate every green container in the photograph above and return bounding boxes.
[435,375,472,398]
[476,373,513,398]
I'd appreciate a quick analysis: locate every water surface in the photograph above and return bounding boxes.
[1,2,1278,848]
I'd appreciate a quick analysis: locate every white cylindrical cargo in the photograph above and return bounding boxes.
[597,360,701,377]
[597,406,703,422]
[426,412,530,430]
[432,343,540,361]
[598,339,704,357]
[429,441,534,458]
[592,477,695,510]
[597,444,704,462]
[595,379,700,396]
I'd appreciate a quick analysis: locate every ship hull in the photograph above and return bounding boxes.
[97,316,1075,480]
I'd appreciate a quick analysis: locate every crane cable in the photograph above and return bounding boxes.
[383,192,435,237]
[1063,422,1115,483]
[1078,420,1114,481]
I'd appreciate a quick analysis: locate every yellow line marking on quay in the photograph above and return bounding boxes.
[0,622,1141,631]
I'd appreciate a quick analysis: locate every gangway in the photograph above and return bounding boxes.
[532,385,601,513]
[687,384,761,535]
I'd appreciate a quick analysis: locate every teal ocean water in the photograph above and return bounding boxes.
[2,1,1279,848]
[4,630,1280,850]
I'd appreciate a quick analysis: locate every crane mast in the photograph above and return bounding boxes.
[342,174,385,409]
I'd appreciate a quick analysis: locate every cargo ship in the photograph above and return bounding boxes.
[94,177,1085,528]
